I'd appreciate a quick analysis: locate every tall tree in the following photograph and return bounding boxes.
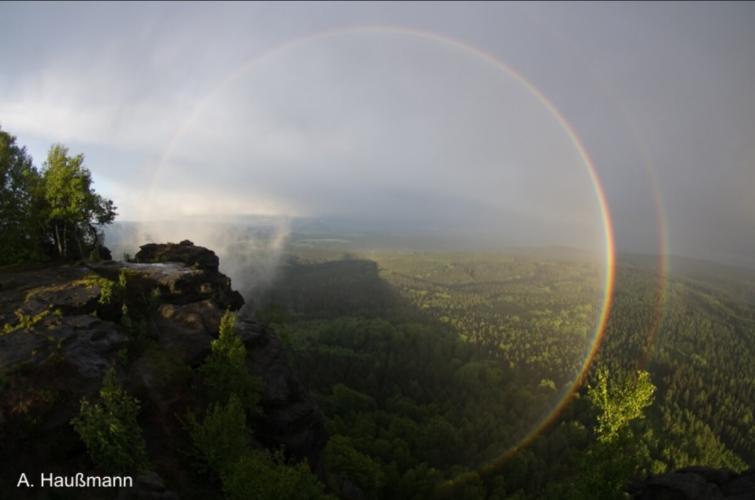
[0,126,43,264]
[566,368,656,500]
[42,144,116,259]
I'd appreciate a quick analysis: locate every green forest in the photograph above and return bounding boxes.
[1,126,753,498]
[257,247,753,498]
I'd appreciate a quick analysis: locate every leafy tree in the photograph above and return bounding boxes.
[566,368,656,500]
[187,394,250,474]
[71,367,149,474]
[0,128,116,264]
[0,126,44,264]
[187,377,329,499]
[42,144,116,259]
[589,367,655,444]
[199,310,262,413]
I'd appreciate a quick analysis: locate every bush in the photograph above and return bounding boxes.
[187,394,331,499]
[222,450,333,500]
[323,434,384,492]
[187,394,250,475]
[187,310,331,498]
[199,310,262,413]
[71,367,149,473]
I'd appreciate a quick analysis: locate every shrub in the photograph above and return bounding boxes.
[323,434,384,492]
[71,367,149,473]
[186,394,250,475]
[3,308,51,334]
[199,310,262,413]
[222,450,333,500]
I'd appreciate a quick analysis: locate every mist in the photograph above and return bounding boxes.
[2,2,754,268]
[104,216,291,304]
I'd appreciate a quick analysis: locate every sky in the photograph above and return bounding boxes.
[1,2,753,267]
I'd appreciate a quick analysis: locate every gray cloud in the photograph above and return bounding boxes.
[1,2,752,267]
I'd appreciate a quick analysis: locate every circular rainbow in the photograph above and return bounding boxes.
[147,25,619,487]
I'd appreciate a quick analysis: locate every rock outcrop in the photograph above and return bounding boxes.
[237,315,329,473]
[0,242,328,498]
[134,240,220,272]
[630,467,755,500]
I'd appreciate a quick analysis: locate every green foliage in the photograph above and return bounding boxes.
[187,394,250,475]
[563,369,657,500]
[259,251,754,498]
[658,405,747,472]
[0,126,45,265]
[98,279,115,305]
[80,274,122,307]
[222,450,333,500]
[71,367,149,474]
[214,310,246,366]
[588,368,655,444]
[330,383,377,414]
[118,269,128,288]
[323,435,384,493]
[42,144,116,260]
[3,308,51,334]
[539,378,557,391]
[0,126,116,264]
[565,436,640,500]
[187,382,330,499]
[199,310,262,413]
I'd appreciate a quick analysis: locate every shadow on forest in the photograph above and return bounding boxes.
[258,258,425,322]
[251,257,567,478]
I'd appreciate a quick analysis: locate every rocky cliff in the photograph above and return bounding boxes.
[0,241,328,499]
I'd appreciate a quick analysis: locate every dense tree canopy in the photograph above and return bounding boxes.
[0,127,43,263]
[0,126,116,265]
[257,250,753,499]
[42,144,116,259]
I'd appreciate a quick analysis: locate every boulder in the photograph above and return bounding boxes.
[135,240,220,272]
[88,261,244,310]
[154,300,222,365]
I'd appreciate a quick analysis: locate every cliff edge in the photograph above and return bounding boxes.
[0,241,328,499]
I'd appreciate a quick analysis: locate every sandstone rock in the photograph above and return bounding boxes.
[0,313,129,494]
[0,265,92,326]
[0,244,328,498]
[154,300,222,365]
[22,280,101,316]
[236,315,329,473]
[135,240,220,272]
[88,261,244,310]
[97,244,113,261]
[0,315,127,381]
